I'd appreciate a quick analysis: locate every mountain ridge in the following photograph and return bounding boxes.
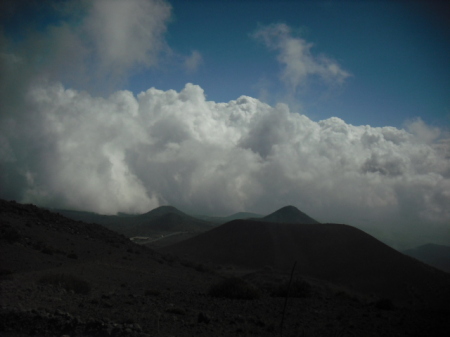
[162,219,450,306]
[259,205,320,224]
[55,205,213,238]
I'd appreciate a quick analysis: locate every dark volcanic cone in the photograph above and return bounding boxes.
[57,205,213,237]
[124,206,213,236]
[162,219,450,306]
[261,205,319,224]
[138,205,184,219]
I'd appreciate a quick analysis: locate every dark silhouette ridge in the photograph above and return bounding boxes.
[162,219,450,306]
[260,205,320,224]
[138,205,184,218]
[124,208,212,236]
[57,205,213,237]
[195,211,263,224]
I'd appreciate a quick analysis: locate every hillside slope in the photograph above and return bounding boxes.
[403,243,450,273]
[162,219,450,306]
[121,206,213,237]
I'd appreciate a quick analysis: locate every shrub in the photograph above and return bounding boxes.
[38,273,91,295]
[162,254,179,265]
[145,289,161,297]
[270,278,312,298]
[334,289,360,303]
[1,226,21,243]
[166,307,185,315]
[41,246,54,255]
[194,263,210,273]
[0,269,13,280]
[208,277,260,300]
[181,259,211,273]
[375,298,394,310]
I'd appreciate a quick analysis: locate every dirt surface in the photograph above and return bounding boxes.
[1,199,450,336]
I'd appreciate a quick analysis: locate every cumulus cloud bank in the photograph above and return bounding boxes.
[1,81,449,248]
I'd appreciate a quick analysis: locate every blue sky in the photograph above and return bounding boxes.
[130,0,450,128]
[1,0,450,248]
[2,0,449,128]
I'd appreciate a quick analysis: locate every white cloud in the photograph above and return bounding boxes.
[0,0,172,93]
[404,117,441,144]
[184,50,203,73]
[84,0,171,79]
[253,23,350,93]
[1,80,449,248]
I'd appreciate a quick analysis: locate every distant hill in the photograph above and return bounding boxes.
[139,205,183,219]
[260,205,319,224]
[122,206,213,236]
[162,219,450,305]
[403,244,450,273]
[191,205,318,225]
[223,212,263,222]
[195,211,263,224]
[56,205,319,235]
[56,205,213,238]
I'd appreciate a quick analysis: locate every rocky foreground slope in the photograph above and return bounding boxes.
[1,199,450,336]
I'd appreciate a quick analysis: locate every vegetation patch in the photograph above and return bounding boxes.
[208,277,261,300]
[333,289,361,303]
[374,298,394,310]
[145,289,161,297]
[270,278,312,298]
[38,273,91,295]
[0,225,21,244]
[181,260,211,273]
[0,269,13,280]
[166,307,186,315]
[67,252,78,259]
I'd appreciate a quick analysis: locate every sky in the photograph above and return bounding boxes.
[0,0,449,249]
